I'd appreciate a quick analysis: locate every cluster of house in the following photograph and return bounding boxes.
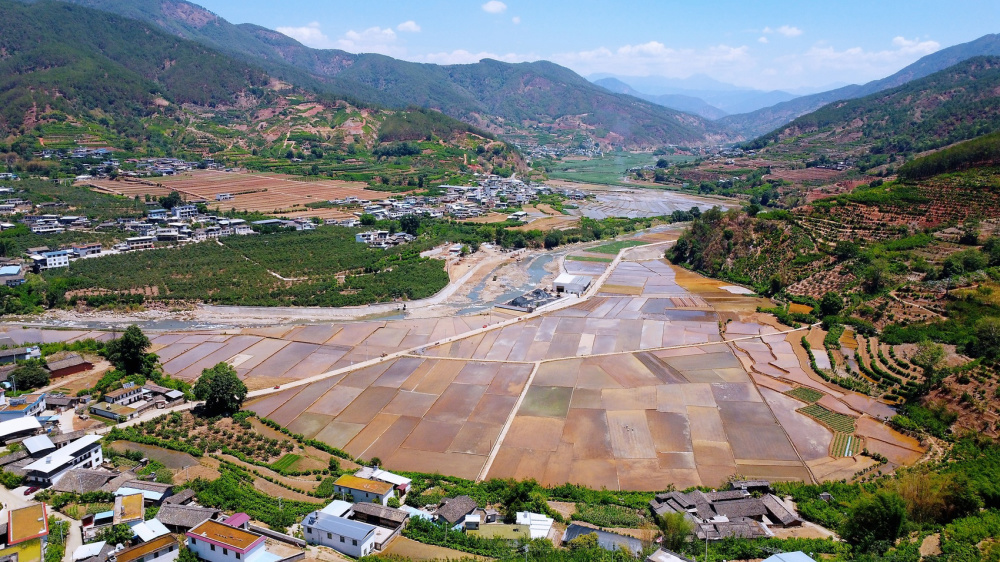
[353,231,415,249]
[88,382,185,422]
[515,141,604,161]
[75,489,305,562]
[649,480,801,541]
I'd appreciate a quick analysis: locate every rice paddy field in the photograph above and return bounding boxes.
[0,243,925,491]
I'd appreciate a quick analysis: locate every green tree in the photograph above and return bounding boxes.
[973,317,1000,359]
[387,497,401,508]
[657,512,693,552]
[360,214,376,226]
[158,191,183,210]
[819,292,844,317]
[840,491,907,553]
[96,523,134,547]
[104,326,156,376]
[178,547,199,562]
[10,363,49,391]
[400,215,420,236]
[196,362,248,415]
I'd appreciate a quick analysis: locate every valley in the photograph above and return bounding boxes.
[0,2,999,562]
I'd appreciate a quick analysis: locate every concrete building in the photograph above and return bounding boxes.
[332,475,394,506]
[553,273,592,295]
[23,434,103,486]
[301,509,376,558]
[105,382,143,406]
[186,519,272,562]
[114,535,179,562]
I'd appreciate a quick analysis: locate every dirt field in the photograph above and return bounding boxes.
[383,537,488,561]
[85,170,376,220]
[3,243,925,491]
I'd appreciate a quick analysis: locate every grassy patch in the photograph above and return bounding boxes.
[271,453,301,472]
[589,240,648,255]
[566,255,613,263]
[798,404,856,433]
[786,387,824,403]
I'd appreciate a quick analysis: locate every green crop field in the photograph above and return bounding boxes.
[786,387,824,403]
[589,240,648,255]
[798,404,856,434]
[547,153,693,186]
[830,433,861,457]
[566,255,613,263]
[271,454,301,472]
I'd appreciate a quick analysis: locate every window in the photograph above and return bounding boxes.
[236,554,240,560]
[154,552,159,559]
[223,549,228,556]
[327,533,332,540]
[191,539,196,545]
[339,536,344,543]
[210,545,216,552]
[352,540,357,546]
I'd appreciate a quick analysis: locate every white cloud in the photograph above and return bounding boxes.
[397,20,421,33]
[481,1,507,14]
[758,36,769,44]
[551,41,753,78]
[336,26,401,55]
[512,16,521,24]
[276,22,331,48]
[762,25,803,37]
[417,49,534,65]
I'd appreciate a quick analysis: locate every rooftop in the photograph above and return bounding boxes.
[305,511,375,542]
[45,354,90,372]
[334,475,393,495]
[113,493,144,524]
[114,535,178,562]
[8,503,48,545]
[188,519,264,552]
[0,416,41,439]
[24,434,101,474]
[154,504,219,529]
[21,435,54,455]
[351,502,409,524]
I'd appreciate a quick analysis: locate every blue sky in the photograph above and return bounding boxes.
[192,0,999,91]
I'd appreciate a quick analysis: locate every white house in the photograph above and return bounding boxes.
[187,519,268,562]
[23,434,103,486]
[301,508,377,558]
[333,475,394,505]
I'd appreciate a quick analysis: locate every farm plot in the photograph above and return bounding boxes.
[786,387,824,403]
[798,404,856,434]
[89,170,376,219]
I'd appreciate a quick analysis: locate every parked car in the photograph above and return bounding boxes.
[23,486,38,495]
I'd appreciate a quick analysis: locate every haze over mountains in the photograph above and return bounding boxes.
[5,0,1000,148]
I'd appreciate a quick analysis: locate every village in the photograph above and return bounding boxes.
[0,158,593,285]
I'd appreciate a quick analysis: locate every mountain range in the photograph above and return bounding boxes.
[3,0,1000,150]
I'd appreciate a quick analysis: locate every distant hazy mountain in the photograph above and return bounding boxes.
[19,0,728,146]
[593,78,729,120]
[590,74,801,115]
[724,33,1000,139]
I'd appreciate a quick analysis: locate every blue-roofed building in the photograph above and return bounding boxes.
[302,510,377,558]
[0,264,24,288]
[148,209,169,221]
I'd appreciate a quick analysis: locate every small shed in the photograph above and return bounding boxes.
[553,273,592,295]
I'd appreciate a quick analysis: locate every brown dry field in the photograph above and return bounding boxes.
[2,251,927,491]
[383,538,489,561]
[86,170,375,219]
